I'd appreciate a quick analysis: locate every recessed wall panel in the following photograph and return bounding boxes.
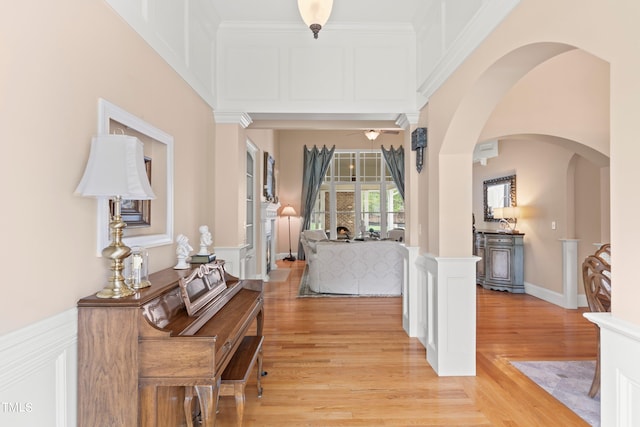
[289,48,345,101]
[416,9,443,83]
[223,48,280,100]
[444,0,483,49]
[150,0,187,62]
[189,19,214,93]
[354,47,408,101]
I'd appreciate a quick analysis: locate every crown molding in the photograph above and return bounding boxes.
[396,113,419,130]
[214,111,253,128]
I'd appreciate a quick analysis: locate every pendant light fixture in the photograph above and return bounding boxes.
[298,0,334,39]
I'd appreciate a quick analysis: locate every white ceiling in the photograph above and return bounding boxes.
[210,0,434,28]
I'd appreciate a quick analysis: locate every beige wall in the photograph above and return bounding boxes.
[0,1,215,335]
[425,0,640,323]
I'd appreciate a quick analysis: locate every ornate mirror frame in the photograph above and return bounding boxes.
[483,174,516,222]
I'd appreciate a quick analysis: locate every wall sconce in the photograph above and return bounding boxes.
[298,0,333,39]
[493,206,520,233]
[411,127,427,173]
[75,135,155,298]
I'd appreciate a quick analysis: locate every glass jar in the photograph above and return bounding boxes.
[124,246,150,290]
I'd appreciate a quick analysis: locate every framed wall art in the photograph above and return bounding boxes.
[264,152,275,201]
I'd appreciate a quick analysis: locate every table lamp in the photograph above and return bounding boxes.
[75,135,156,298]
[493,206,519,233]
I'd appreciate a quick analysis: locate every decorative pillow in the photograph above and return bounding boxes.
[302,230,328,241]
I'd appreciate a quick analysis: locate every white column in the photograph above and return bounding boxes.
[560,239,579,309]
[417,253,479,376]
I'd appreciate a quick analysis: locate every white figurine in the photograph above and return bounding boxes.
[174,234,192,270]
[198,225,213,255]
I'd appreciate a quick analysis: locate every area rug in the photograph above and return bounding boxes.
[511,360,600,426]
[297,267,399,298]
[266,268,290,283]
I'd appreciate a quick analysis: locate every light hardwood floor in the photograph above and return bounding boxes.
[215,260,596,426]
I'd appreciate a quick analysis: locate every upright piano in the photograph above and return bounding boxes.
[77,262,264,426]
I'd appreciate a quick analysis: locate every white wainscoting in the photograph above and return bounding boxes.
[214,244,250,279]
[402,246,422,338]
[0,309,77,427]
[585,313,640,427]
[416,253,479,376]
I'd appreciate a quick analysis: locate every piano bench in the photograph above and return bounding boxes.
[219,335,264,426]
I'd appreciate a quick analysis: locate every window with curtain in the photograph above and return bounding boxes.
[310,150,405,239]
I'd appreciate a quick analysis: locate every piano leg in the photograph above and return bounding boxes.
[257,344,264,398]
[139,385,157,427]
[195,381,220,427]
[257,308,264,336]
[184,386,195,427]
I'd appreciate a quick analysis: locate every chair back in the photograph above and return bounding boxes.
[582,253,611,313]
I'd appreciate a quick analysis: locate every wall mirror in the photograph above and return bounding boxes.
[483,174,516,221]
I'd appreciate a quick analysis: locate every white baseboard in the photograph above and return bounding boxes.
[0,309,77,426]
[524,281,588,308]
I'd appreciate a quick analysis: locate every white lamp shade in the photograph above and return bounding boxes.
[281,206,297,217]
[493,206,519,219]
[501,206,519,219]
[297,0,333,26]
[75,135,156,200]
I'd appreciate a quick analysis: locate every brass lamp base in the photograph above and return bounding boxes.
[96,286,135,299]
[96,196,136,299]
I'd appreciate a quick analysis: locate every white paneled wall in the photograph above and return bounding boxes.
[0,309,77,427]
[105,0,519,115]
[216,24,417,115]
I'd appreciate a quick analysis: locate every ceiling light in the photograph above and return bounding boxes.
[364,130,380,141]
[298,0,333,39]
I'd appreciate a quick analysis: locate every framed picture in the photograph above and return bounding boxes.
[110,156,152,227]
[264,152,275,201]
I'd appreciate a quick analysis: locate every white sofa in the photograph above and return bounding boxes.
[300,230,404,295]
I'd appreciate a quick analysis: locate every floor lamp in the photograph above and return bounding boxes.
[281,205,297,261]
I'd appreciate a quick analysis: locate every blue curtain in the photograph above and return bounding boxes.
[381,145,405,200]
[298,145,335,259]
